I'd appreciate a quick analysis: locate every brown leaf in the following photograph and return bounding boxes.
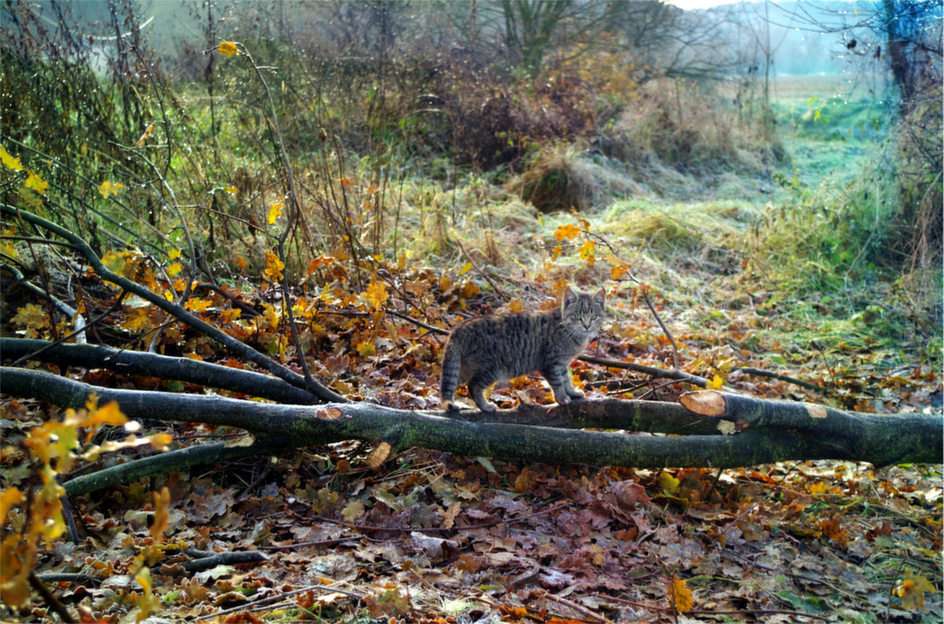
[366,441,392,469]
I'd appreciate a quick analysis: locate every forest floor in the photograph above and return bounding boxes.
[2,77,941,623]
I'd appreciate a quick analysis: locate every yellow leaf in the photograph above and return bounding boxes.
[217,40,239,57]
[0,488,24,527]
[224,184,238,195]
[12,303,49,338]
[668,576,694,613]
[184,298,214,312]
[338,176,353,188]
[133,567,160,622]
[707,374,725,390]
[550,244,563,260]
[233,255,248,272]
[262,303,279,330]
[363,279,388,312]
[168,248,182,260]
[508,299,524,314]
[263,250,285,282]
[24,171,48,195]
[610,264,629,281]
[220,308,242,323]
[1,226,17,259]
[578,239,596,266]
[98,180,125,199]
[459,261,473,275]
[148,433,172,450]
[554,223,581,241]
[355,340,376,357]
[658,471,680,496]
[894,573,935,611]
[0,145,23,171]
[267,201,284,225]
[135,122,155,147]
[149,487,171,542]
[86,401,128,428]
[166,261,183,277]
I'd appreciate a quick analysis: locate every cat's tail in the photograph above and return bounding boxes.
[440,338,462,407]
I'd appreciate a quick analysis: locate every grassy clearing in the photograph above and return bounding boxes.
[390,74,939,395]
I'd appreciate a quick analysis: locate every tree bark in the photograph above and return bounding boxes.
[2,368,939,482]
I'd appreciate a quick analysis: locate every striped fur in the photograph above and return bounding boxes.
[440,287,605,412]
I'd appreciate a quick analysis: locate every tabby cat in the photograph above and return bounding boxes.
[440,287,606,412]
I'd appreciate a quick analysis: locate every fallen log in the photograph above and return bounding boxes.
[2,367,939,492]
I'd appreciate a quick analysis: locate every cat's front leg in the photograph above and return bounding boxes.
[542,366,573,406]
[562,366,585,400]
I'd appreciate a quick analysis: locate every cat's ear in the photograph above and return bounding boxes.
[593,288,606,308]
[561,286,577,312]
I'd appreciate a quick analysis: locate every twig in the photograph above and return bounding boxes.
[640,289,680,369]
[35,572,100,586]
[263,536,362,551]
[28,571,75,623]
[581,229,680,367]
[579,354,709,387]
[687,608,829,621]
[9,291,127,368]
[312,500,572,534]
[733,366,828,394]
[453,238,508,299]
[544,591,612,624]
[195,580,362,621]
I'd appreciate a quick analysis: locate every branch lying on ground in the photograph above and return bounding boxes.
[62,439,293,498]
[182,549,269,573]
[0,204,344,403]
[579,354,710,387]
[1,338,320,405]
[2,368,939,499]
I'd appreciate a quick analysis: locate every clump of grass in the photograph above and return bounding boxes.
[599,198,756,256]
[509,145,597,213]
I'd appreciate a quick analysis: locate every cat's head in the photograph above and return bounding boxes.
[561,287,606,340]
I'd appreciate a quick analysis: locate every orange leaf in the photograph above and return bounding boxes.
[554,223,580,241]
[667,577,694,613]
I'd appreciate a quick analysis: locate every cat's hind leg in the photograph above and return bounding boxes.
[469,373,499,413]
[440,340,462,411]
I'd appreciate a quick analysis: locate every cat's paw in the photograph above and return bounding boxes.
[555,393,572,406]
[567,389,586,400]
[476,400,499,413]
